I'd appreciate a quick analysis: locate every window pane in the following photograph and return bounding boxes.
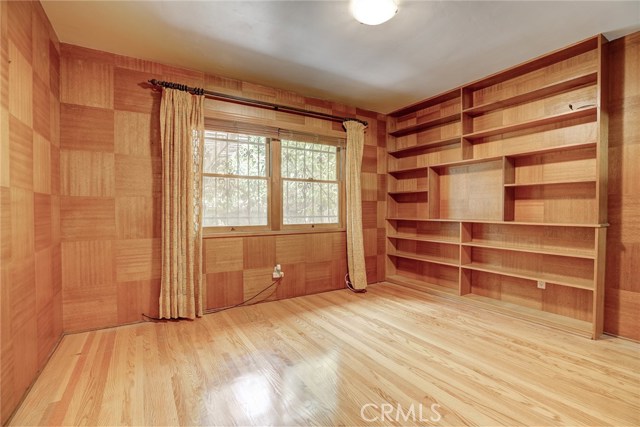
[283,181,338,224]
[202,176,268,226]
[203,131,267,177]
[281,140,337,180]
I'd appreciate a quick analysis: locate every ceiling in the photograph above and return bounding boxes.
[41,1,639,114]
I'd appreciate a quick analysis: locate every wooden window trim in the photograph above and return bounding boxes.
[202,131,345,236]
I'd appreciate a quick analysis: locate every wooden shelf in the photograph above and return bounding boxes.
[385,35,606,339]
[505,141,596,158]
[464,219,607,228]
[390,113,460,137]
[463,107,597,140]
[386,274,458,297]
[388,190,428,195]
[461,242,595,259]
[463,72,598,116]
[388,165,429,175]
[388,251,459,267]
[388,137,460,156]
[462,294,592,338]
[504,178,596,188]
[389,88,461,117]
[389,233,458,245]
[387,217,460,223]
[386,217,607,228]
[461,262,594,291]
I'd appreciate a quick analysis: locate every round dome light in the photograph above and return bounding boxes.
[350,0,398,26]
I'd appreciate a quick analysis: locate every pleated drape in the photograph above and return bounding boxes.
[159,89,204,319]
[343,120,368,290]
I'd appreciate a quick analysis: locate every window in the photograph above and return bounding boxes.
[281,140,339,224]
[202,131,268,227]
[202,129,343,232]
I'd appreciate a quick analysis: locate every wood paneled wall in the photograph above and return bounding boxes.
[605,32,640,340]
[59,44,386,333]
[0,0,62,423]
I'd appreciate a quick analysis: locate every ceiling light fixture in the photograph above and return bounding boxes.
[350,0,398,26]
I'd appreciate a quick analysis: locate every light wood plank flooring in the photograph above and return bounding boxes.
[10,283,640,426]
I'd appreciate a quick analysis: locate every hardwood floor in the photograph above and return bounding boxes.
[10,283,640,426]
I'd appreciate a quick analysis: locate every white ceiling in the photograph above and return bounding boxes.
[41,0,639,114]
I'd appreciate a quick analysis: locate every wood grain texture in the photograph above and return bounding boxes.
[605,32,640,340]
[10,283,640,427]
[1,3,62,424]
[60,150,114,197]
[60,196,116,240]
[60,103,114,151]
[56,43,384,334]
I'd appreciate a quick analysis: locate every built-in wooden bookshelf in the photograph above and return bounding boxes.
[385,35,608,339]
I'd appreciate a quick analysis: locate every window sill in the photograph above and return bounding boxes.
[203,227,346,239]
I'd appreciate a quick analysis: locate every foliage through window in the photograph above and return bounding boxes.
[202,131,268,226]
[202,130,343,231]
[281,140,339,224]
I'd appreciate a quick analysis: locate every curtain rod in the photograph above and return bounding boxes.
[148,79,368,127]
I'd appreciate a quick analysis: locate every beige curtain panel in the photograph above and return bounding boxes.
[344,120,368,290]
[159,89,205,319]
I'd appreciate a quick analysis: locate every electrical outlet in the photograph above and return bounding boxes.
[537,280,546,289]
[272,264,284,279]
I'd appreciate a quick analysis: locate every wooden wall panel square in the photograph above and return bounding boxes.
[114,238,161,282]
[10,258,36,332]
[31,6,50,85]
[61,54,113,108]
[49,41,60,100]
[114,155,161,196]
[1,108,9,187]
[61,240,113,288]
[204,238,243,273]
[114,110,160,157]
[36,300,56,368]
[360,172,378,202]
[242,268,276,302]
[60,104,114,151]
[275,263,306,299]
[605,288,640,340]
[305,261,333,294]
[34,192,51,251]
[243,236,275,269]
[50,145,59,195]
[35,247,52,313]
[362,144,378,173]
[331,232,346,258]
[9,114,33,190]
[11,187,34,260]
[60,196,115,240]
[60,150,114,197]
[8,42,33,127]
[1,187,11,260]
[49,94,59,147]
[364,255,378,283]
[542,284,592,322]
[115,196,159,239]
[7,1,32,64]
[332,258,348,289]
[305,233,333,262]
[33,132,50,193]
[51,243,61,295]
[10,320,37,412]
[117,279,160,324]
[62,283,117,332]
[32,74,50,140]
[275,234,307,264]
[361,201,378,230]
[206,271,243,309]
[114,68,161,114]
